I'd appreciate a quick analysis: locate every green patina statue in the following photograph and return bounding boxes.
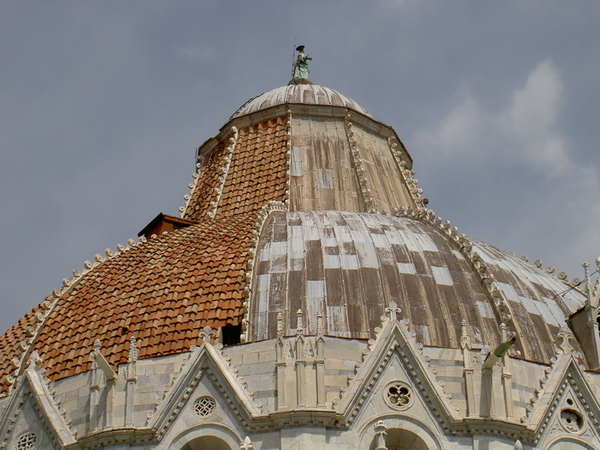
[293,45,312,80]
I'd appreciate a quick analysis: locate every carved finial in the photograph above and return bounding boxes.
[296,309,304,337]
[240,436,254,450]
[374,420,388,450]
[500,322,509,341]
[129,336,138,363]
[593,257,600,307]
[91,339,102,369]
[317,312,325,337]
[385,301,401,321]
[460,319,470,349]
[557,329,574,354]
[200,326,215,345]
[582,261,594,306]
[27,351,43,371]
[277,313,284,338]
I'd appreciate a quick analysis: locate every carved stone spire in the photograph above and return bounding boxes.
[296,309,304,337]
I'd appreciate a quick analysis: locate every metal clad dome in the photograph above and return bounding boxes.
[248,210,585,362]
[232,84,372,119]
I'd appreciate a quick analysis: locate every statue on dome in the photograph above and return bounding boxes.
[293,45,312,80]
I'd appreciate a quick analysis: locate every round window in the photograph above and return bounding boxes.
[14,431,37,450]
[384,381,413,410]
[192,395,217,417]
[560,408,584,433]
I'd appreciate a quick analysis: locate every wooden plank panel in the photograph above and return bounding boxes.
[351,124,415,212]
[290,116,363,212]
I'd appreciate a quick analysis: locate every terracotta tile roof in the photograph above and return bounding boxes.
[184,140,228,221]
[0,218,254,388]
[0,308,43,395]
[185,117,288,222]
[0,116,291,390]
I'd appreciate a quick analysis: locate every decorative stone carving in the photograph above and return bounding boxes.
[384,381,413,410]
[345,115,375,213]
[560,407,584,433]
[240,436,254,450]
[192,395,217,417]
[460,319,470,350]
[384,301,401,322]
[557,330,575,354]
[207,126,239,219]
[373,420,388,450]
[14,430,37,450]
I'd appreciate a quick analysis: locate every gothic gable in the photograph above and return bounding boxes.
[147,327,264,444]
[335,304,457,431]
[526,353,600,449]
[0,358,76,449]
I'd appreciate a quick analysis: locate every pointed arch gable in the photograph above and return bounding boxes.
[335,316,458,429]
[147,340,264,443]
[0,366,76,448]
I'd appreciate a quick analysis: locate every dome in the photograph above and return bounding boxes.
[248,210,585,363]
[2,78,599,449]
[0,209,584,387]
[231,84,371,119]
[0,81,588,392]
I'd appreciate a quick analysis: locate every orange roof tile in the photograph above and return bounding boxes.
[0,217,255,390]
[185,117,288,223]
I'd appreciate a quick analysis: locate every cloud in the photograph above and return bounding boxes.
[500,60,571,176]
[414,93,483,159]
[415,59,587,178]
[412,59,600,276]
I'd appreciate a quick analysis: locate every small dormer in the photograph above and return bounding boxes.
[138,213,195,239]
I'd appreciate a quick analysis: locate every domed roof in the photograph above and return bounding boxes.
[1,208,583,389]
[249,210,585,363]
[231,84,371,119]
[0,218,254,385]
[0,81,587,394]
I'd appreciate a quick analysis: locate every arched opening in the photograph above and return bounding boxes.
[548,439,595,450]
[181,436,232,450]
[370,428,429,450]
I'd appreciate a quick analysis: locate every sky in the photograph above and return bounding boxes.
[1,1,600,334]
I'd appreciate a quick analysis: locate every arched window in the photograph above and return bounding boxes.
[181,436,231,450]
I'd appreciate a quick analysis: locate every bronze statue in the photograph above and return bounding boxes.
[293,45,312,80]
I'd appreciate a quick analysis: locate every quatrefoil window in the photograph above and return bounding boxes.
[192,395,217,417]
[385,381,413,410]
